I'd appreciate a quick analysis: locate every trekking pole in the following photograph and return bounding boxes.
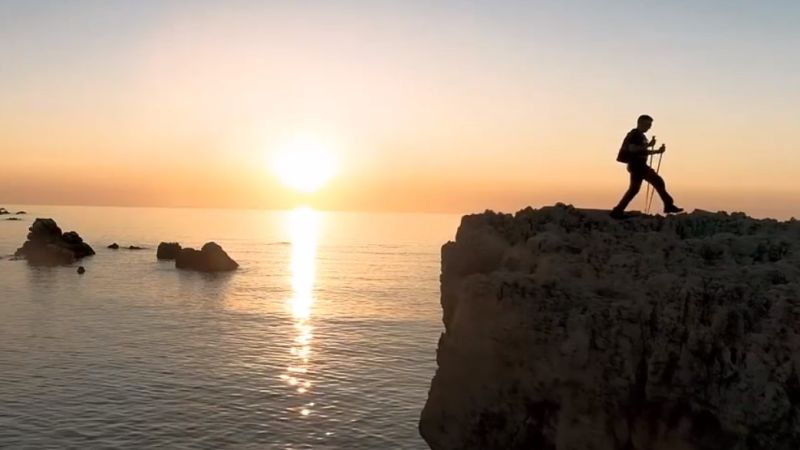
[644,154,653,214]
[646,145,665,214]
[643,137,656,214]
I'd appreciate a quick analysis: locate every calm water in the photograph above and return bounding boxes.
[0,205,459,449]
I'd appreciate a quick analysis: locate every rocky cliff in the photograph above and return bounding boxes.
[420,204,800,450]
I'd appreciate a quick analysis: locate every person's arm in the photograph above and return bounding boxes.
[627,135,663,155]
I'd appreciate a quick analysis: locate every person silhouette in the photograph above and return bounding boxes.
[611,115,683,219]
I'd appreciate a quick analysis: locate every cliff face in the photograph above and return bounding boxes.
[420,205,800,450]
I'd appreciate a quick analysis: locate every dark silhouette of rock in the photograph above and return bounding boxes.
[175,242,238,272]
[157,242,182,260]
[77,266,85,274]
[14,218,95,266]
[420,204,800,450]
[6,217,22,221]
[0,208,8,215]
[15,211,27,215]
[108,243,144,250]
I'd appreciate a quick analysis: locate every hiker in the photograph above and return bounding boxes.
[611,115,683,219]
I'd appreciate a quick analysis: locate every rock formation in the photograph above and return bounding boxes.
[420,204,800,450]
[157,242,182,260]
[0,207,8,215]
[108,243,144,250]
[175,242,238,272]
[14,218,95,266]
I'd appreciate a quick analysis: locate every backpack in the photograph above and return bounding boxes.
[616,146,630,164]
[615,129,639,164]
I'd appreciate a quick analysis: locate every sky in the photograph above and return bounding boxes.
[1,0,798,217]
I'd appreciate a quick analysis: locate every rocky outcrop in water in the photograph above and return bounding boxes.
[420,204,800,450]
[108,243,144,250]
[175,242,238,272]
[157,242,182,260]
[0,208,8,215]
[14,218,95,266]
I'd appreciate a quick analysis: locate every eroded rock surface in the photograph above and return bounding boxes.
[420,204,800,450]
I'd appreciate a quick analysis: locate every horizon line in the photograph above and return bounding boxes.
[2,200,795,221]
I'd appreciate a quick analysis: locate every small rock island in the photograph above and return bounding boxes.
[14,218,95,266]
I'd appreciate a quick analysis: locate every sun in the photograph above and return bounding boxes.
[272,137,338,193]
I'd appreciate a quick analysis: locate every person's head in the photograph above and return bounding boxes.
[637,114,653,132]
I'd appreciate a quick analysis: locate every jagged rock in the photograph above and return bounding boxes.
[157,242,182,260]
[6,217,22,221]
[175,242,238,272]
[127,245,143,250]
[77,266,85,274]
[0,208,8,215]
[14,218,95,266]
[108,243,120,249]
[420,204,800,450]
[15,211,26,215]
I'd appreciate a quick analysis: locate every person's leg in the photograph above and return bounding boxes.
[613,167,645,212]
[643,167,674,207]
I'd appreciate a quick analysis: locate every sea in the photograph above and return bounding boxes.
[0,205,461,449]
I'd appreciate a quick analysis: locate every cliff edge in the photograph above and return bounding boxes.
[420,204,800,450]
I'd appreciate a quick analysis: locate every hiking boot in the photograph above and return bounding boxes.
[609,208,626,220]
[664,204,684,214]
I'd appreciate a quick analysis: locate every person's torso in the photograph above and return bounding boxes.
[621,128,648,165]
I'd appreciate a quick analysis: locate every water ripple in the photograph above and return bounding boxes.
[0,207,457,449]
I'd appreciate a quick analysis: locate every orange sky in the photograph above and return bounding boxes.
[2,2,799,218]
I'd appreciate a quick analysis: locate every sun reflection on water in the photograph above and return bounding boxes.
[282,207,320,417]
